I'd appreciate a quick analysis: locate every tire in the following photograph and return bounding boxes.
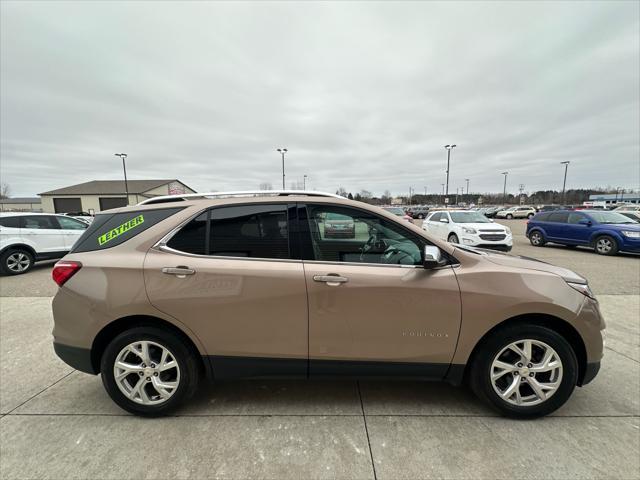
[448,233,460,244]
[529,231,545,247]
[101,326,200,417]
[0,248,34,276]
[506,214,513,219]
[469,324,578,419]
[527,213,534,219]
[594,235,618,256]
[418,214,424,219]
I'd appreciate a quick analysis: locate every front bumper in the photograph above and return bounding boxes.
[459,234,513,251]
[620,237,640,253]
[54,342,97,374]
[579,361,601,386]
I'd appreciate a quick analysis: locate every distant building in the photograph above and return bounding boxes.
[0,197,42,212]
[39,179,195,214]
[588,193,640,206]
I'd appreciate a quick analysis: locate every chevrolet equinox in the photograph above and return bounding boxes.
[51,191,604,418]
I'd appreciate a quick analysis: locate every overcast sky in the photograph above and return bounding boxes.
[1,1,639,198]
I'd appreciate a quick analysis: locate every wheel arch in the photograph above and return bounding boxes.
[0,243,37,258]
[90,315,211,379]
[452,313,588,386]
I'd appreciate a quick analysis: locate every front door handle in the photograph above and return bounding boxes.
[313,274,348,286]
[162,266,195,278]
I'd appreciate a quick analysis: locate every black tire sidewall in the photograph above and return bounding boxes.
[470,325,578,419]
[0,249,34,276]
[101,326,199,416]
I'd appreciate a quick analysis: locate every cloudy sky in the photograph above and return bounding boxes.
[1,1,638,198]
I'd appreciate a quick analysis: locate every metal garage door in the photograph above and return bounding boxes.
[99,197,128,211]
[53,197,82,213]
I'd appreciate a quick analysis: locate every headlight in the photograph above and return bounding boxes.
[622,230,640,238]
[567,282,596,300]
[504,227,511,234]
[462,227,477,234]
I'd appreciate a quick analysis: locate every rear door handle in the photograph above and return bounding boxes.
[162,266,195,278]
[313,274,348,286]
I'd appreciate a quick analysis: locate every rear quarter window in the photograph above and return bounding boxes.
[71,207,184,253]
[0,217,22,228]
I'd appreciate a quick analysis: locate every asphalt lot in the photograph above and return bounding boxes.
[1,219,639,479]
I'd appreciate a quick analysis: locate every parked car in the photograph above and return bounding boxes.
[496,206,537,219]
[63,212,94,224]
[483,206,504,218]
[51,190,603,418]
[423,210,512,251]
[0,212,88,275]
[526,210,640,255]
[382,206,414,223]
[408,206,429,219]
[618,211,640,222]
[614,204,640,212]
[537,205,561,212]
[323,212,356,238]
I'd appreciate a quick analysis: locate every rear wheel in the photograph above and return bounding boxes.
[470,324,578,419]
[527,213,534,219]
[101,326,200,416]
[0,248,34,275]
[448,233,460,244]
[594,235,618,256]
[506,214,514,219]
[529,231,545,247]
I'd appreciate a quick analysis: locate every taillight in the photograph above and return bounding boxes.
[52,261,82,287]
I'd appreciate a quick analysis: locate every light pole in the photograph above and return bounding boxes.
[440,183,445,205]
[424,186,427,197]
[444,144,456,201]
[560,161,570,205]
[501,172,509,204]
[303,175,307,190]
[114,153,129,205]
[465,178,470,195]
[277,148,287,189]
[455,188,459,205]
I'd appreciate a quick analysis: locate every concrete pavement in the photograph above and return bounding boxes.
[1,223,639,479]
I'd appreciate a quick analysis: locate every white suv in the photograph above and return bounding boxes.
[496,206,537,219]
[423,210,512,251]
[0,213,88,275]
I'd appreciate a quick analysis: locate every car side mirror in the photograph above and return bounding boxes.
[439,218,449,223]
[423,245,444,269]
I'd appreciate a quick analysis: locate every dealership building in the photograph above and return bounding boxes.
[39,179,195,214]
[588,193,640,206]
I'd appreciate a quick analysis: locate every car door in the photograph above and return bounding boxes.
[300,203,461,377]
[544,212,569,241]
[56,215,89,250]
[144,203,308,378]
[424,212,442,238]
[564,212,592,244]
[20,215,66,255]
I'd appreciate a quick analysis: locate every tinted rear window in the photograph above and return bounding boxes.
[548,212,569,223]
[534,212,550,221]
[0,217,22,228]
[71,207,184,253]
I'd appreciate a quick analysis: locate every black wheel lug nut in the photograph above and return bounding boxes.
[527,363,532,368]
[146,377,150,381]
[517,363,523,367]
[529,372,534,377]
[154,372,158,376]
[138,372,143,376]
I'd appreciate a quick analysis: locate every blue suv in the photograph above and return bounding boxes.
[526,209,640,255]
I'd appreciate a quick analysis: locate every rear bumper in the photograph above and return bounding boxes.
[53,342,96,374]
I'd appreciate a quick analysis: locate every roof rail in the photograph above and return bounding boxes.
[137,190,345,206]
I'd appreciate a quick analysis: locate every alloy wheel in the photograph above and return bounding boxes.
[6,252,30,272]
[530,232,542,245]
[490,339,563,407]
[596,238,613,254]
[113,341,181,405]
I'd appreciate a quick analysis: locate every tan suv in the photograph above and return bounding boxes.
[51,191,605,418]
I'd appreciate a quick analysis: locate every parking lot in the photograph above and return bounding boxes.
[1,219,638,479]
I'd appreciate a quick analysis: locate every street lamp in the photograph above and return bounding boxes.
[465,178,470,195]
[560,161,570,205]
[277,148,287,189]
[444,145,457,201]
[303,175,308,190]
[440,183,445,205]
[114,153,129,205]
[501,172,509,204]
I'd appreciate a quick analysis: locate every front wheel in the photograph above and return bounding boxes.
[529,231,545,247]
[594,235,618,256]
[448,233,460,244]
[101,326,200,416]
[0,248,34,275]
[470,325,578,419]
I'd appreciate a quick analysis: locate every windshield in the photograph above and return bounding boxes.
[588,211,638,224]
[384,208,405,215]
[449,211,491,223]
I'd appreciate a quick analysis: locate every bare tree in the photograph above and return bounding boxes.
[336,187,348,197]
[259,182,273,190]
[0,183,10,199]
[359,190,372,200]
